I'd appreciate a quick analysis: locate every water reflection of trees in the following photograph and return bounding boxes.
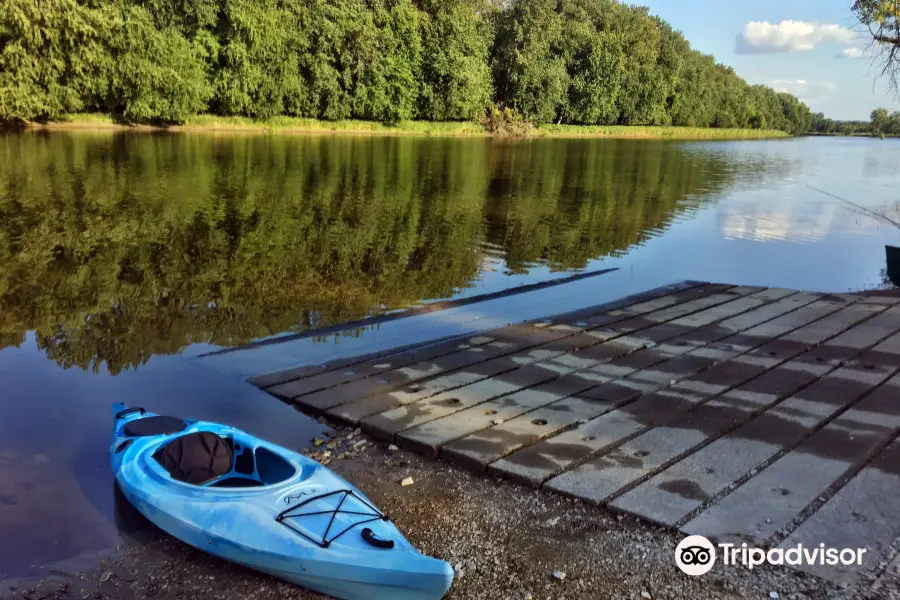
[0,132,739,373]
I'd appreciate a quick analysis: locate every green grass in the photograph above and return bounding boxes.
[46,113,790,139]
[535,124,791,139]
[58,113,120,125]
[182,115,488,136]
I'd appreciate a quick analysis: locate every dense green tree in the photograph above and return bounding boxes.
[491,0,568,124]
[111,5,213,122]
[1,0,819,132]
[871,107,891,133]
[416,0,493,120]
[296,0,423,123]
[0,0,112,120]
[212,0,303,118]
[887,111,900,134]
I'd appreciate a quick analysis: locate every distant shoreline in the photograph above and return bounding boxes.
[13,114,792,141]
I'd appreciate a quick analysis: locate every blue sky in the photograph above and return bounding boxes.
[638,0,900,120]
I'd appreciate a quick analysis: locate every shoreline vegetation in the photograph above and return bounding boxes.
[2,0,815,135]
[16,113,791,140]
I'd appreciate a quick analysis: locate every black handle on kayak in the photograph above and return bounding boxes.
[115,406,146,419]
[361,528,394,549]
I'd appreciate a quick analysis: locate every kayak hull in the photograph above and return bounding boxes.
[110,404,454,600]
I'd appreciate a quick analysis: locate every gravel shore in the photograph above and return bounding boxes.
[3,425,893,600]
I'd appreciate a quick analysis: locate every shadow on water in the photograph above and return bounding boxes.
[112,484,155,541]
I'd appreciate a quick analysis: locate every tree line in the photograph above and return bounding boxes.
[809,108,900,136]
[1,0,815,132]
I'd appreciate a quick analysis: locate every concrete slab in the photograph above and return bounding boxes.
[274,338,518,404]
[556,362,831,506]
[778,301,886,346]
[808,303,900,351]
[490,383,719,487]
[312,340,570,416]
[329,287,772,425]
[605,339,900,528]
[680,365,900,545]
[599,284,734,321]
[488,336,844,485]
[321,289,739,418]
[397,386,568,457]
[326,339,628,425]
[611,289,761,326]
[440,294,824,470]
[263,334,495,395]
[719,296,860,352]
[779,441,900,586]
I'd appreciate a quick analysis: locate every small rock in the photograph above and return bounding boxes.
[492,419,504,426]
[769,593,779,600]
[388,444,399,452]
[454,563,463,572]
[552,570,566,581]
[313,438,324,447]
[401,477,414,487]
[524,593,533,600]
[765,518,772,524]
[543,517,560,528]
[99,571,112,583]
[353,428,362,436]
[641,592,651,600]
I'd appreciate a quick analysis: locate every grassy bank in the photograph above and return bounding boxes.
[21,113,791,140]
[535,124,790,139]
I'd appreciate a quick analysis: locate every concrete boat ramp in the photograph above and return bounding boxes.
[207,280,900,589]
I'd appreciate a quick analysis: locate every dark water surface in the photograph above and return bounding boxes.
[2,131,899,578]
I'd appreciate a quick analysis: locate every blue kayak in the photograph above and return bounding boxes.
[110,403,454,600]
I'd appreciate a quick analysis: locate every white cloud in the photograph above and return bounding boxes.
[838,47,868,59]
[770,80,836,104]
[736,20,857,54]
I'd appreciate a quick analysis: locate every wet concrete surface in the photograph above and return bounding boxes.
[0,333,323,582]
[258,283,900,588]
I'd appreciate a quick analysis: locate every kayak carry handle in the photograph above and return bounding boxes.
[361,528,394,550]
[116,406,146,419]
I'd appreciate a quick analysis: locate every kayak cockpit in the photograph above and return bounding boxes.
[207,444,297,488]
[152,430,298,488]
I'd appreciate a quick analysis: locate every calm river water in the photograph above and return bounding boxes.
[1,131,899,578]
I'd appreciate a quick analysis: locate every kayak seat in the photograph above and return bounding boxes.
[124,416,188,437]
[154,431,233,485]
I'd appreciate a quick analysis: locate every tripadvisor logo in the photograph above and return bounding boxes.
[676,535,717,576]
[675,535,869,576]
